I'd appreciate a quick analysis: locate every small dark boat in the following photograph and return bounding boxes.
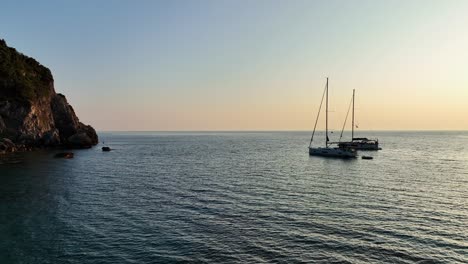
[55,152,74,159]
[361,156,373,160]
[102,147,111,152]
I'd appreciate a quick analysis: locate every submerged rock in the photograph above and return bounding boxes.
[54,152,74,159]
[0,138,16,153]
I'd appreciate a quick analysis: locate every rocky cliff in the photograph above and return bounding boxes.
[0,39,98,153]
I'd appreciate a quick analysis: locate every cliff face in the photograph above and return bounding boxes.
[0,39,98,153]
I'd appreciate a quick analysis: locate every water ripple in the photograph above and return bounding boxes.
[1,131,467,263]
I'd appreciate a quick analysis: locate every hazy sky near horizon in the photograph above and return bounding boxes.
[1,0,467,131]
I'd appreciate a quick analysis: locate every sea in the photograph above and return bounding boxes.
[0,131,467,263]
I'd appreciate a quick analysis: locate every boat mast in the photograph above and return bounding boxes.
[339,92,353,142]
[352,89,355,140]
[309,80,327,148]
[326,77,328,147]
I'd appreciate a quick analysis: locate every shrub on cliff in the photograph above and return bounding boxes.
[0,39,54,101]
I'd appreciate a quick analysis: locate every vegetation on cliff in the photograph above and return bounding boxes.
[0,39,54,101]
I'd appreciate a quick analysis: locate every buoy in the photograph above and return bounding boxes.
[102,147,111,152]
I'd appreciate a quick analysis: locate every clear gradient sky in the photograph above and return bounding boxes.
[1,0,467,131]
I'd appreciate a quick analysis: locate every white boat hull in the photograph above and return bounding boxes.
[309,147,357,158]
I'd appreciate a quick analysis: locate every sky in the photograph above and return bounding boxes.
[1,0,467,131]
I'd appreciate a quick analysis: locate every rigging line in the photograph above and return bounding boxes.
[339,94,353,142]
[309,82,327,148]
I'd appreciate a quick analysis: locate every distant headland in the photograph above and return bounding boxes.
[0,39,98,154]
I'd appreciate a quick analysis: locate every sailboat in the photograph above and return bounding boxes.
[337,89,381,150]
[308,78,357,158]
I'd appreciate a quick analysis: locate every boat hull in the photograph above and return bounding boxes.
[338,141,381,150]
[309,147,357,158]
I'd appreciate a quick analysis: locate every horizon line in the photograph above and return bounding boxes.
[96,129,468,132]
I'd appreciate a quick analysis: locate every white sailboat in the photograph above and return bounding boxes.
[308,78,357,158]
[337,89,381,150]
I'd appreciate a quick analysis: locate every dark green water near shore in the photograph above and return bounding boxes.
[1,131,467,263]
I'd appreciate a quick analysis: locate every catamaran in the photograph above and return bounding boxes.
[337,89,381,150]
[308,78,357,158]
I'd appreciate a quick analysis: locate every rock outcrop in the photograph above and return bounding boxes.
[0,39,98,154]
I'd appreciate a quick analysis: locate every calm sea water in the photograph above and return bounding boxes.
[0,131,467,263]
